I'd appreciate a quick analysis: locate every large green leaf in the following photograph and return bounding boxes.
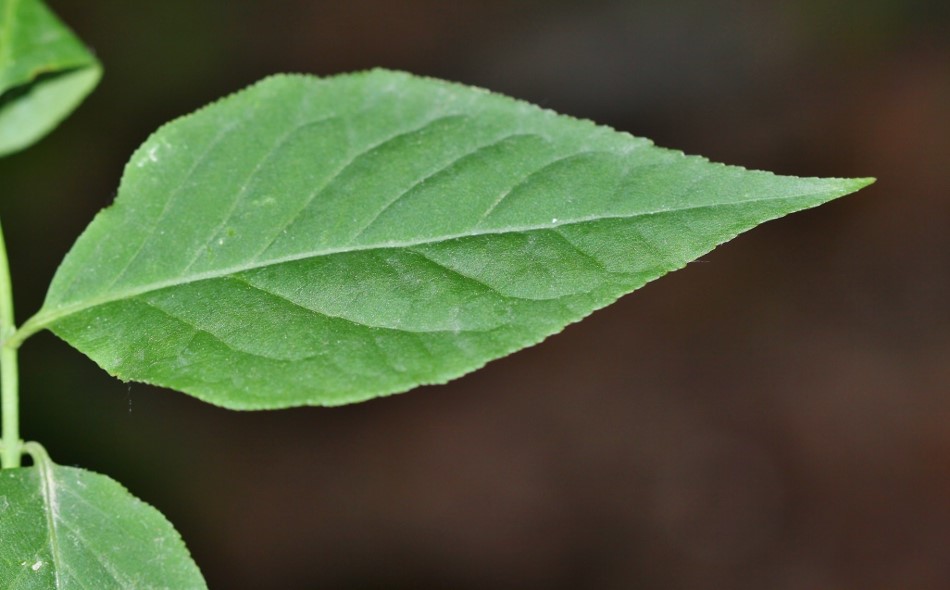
[0,0,101,157]
[18,70,872,409]
[0,444,205,589]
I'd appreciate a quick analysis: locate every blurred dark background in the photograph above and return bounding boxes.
[2,0,948,588]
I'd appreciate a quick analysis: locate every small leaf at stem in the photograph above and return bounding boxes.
[0,0,101,157]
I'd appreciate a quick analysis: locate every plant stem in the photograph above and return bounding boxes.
[0,218,21,469]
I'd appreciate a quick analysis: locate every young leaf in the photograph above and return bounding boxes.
[0,0,102,157]
[0,444,206,589]
[19,70,872,409]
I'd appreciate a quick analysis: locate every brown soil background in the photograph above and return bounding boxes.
[2,1,947,588]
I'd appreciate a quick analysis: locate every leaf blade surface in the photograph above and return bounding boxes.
[25,70,872,408]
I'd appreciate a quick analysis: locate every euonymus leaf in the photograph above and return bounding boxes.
[0,0,101,157]
[19,70,872,409]
[0,444,205,589]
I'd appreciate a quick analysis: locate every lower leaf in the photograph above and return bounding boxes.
[0,443,205,589]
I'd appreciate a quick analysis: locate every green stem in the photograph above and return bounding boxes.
[0,218,21,469]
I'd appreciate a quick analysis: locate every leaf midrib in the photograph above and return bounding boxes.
[17,188,840,341]
[35,455,65,589]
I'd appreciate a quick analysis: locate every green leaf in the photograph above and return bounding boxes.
[0,444,206,589]
[0,0,102,157]
[20,70,872,409]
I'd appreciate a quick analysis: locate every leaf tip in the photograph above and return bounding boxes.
[830,176,876,199]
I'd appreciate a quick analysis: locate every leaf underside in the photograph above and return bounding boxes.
[0,452,205,589]
[0,0,101,157]
[25,69,872,409]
